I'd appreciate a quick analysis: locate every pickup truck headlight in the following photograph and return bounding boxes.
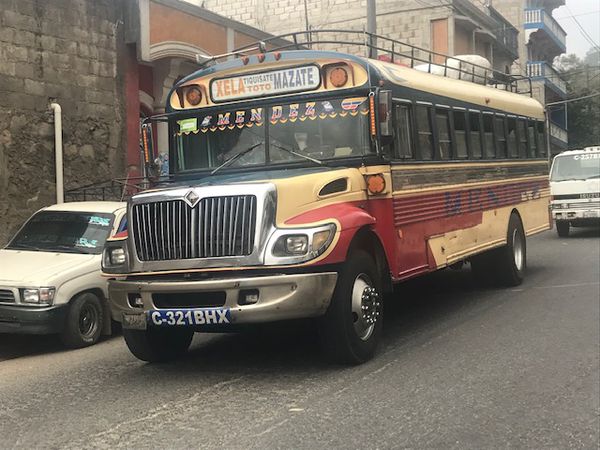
[22,287,55,305]
[266,223,336,265]
[102,240,129,274]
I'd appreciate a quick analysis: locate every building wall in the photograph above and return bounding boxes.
[0,0,127,245]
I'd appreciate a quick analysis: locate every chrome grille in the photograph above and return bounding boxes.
[132,195,257,261]
[0,289,15,303]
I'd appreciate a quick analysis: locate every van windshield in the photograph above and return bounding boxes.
[174,96,372,172]
[551,153,600,181]
[7,211,114,254]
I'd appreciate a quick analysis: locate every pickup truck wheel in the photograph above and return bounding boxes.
[318,250,383,365]
[60,292,104,348]
[556,221,570,237]
[123,327,194,363]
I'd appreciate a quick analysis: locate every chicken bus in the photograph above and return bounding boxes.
[102,32,551,364]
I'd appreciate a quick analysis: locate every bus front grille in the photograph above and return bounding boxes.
[132,195,257,262]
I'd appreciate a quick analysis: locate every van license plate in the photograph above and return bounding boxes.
[122,313,147,330]
[583,211,598,218]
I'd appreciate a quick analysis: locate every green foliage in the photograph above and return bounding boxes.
[555,49,600,149]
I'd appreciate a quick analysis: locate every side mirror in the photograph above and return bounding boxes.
[378,90,392,137]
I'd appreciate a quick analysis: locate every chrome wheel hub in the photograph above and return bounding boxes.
[351,274,381,341]
[512,229,524,271]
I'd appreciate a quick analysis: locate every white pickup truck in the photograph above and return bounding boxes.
[550,147,600,237]
[0,202,126,347]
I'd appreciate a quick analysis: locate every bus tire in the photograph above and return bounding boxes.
[556,221,570,237]
[60,292,104,348]
[318,250,383,365]
[494,213,526,287]
[123,327,194,363]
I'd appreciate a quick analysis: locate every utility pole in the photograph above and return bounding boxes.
[367,0,377,58]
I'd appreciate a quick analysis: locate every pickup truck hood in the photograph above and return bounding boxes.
[0,249,99,285]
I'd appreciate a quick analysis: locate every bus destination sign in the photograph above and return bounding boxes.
[211,65,321,102]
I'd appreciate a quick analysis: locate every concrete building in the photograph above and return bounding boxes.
[191,0,520,74]
[492,0,568,153]
[0,0,279,245]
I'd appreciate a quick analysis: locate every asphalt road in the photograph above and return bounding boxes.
[1,229,598,449]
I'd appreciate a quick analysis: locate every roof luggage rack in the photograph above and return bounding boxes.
[200,30,533,97]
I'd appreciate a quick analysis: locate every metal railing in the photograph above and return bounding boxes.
[526,61,567,96]
[201,30,532,95]
[524,9,567,49]
[550,122,568,144]
[64,176,165,203]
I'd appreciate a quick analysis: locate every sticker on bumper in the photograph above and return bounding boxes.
[147,308,231,327]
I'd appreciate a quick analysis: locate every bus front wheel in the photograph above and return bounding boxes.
[318,250,383,365]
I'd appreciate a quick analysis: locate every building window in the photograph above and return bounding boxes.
[393,104,413,159]
[435,108,452,159]
[453,110,468,159]
[416,105,434,160]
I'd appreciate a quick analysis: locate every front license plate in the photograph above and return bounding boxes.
[122,313,147,330]
[147,308,231,327]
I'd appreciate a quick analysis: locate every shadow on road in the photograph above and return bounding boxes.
[136,267,501,375]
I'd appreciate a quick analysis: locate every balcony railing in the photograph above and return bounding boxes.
[526,61,567,97]
[524,9,567,52]
[550,122,568,146]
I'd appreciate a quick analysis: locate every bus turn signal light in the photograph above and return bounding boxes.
[330,67,348,87]
[185,86,202,106]
[366,174,386,195]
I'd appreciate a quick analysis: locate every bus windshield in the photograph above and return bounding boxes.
[174,96,372,172]
[551,153,600,182]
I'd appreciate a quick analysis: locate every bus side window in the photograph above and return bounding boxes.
[494,115,508,159]
[506,117,518,158]
[416,105,434,160]
[516,118,528,158]
[537,121,547,157]
[453,110,468,159]
[393,103,413,159]
[483,113,495,158]
[435,108,452,160]
[469,111,483,159]
[527,120,538,157]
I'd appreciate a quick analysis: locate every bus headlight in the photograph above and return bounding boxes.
[266,223,336,265]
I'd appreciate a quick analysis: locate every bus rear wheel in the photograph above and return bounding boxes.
[556,221,570,237]
[318,250,383,365]
[471,213,526,287]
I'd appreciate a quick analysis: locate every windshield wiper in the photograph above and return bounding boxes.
[269,142,324,166]
[52,245,89,254]
[211,141,264,175]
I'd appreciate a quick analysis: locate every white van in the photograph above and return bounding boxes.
[550,147,600,237]
[0,202,126,347]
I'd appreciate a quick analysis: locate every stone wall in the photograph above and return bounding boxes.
[0,0,127,245]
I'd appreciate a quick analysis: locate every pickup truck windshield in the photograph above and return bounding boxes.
[7,211,114,254]
[174,96,372,172]
[551,153,600,181]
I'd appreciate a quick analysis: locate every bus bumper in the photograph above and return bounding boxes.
[109,272,338,329]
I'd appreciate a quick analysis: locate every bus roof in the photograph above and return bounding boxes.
[168,49,544,120]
